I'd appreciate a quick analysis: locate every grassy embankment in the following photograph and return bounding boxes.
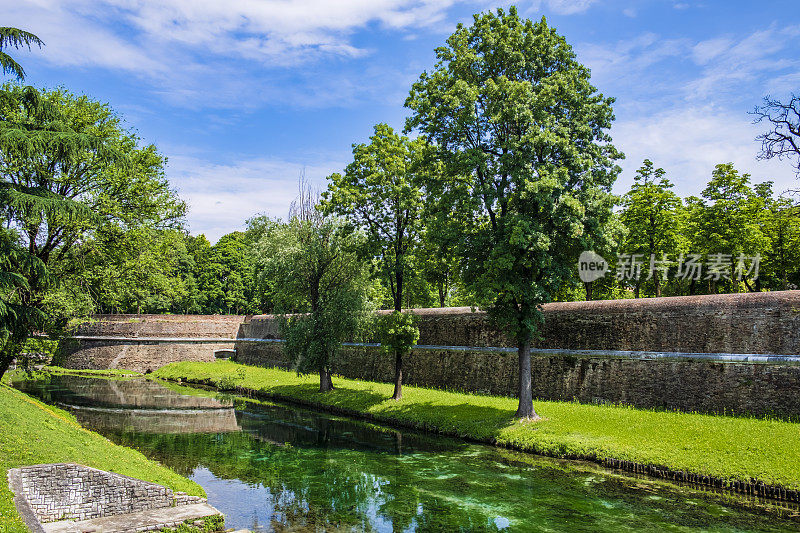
[155,360,800,492]
[0,382,204,533]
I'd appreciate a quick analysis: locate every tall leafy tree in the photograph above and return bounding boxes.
[0,85,184,375]
[691,163,768,293]
[259,186,371,392]
[0,226,47,378]
[753,183,800,291]
[321,123,424,399]
[405,8,621,418]
[1,85,184,270]
[0,27,43,80]
[619,160,683,297]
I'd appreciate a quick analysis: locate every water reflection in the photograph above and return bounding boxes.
[13,374,800,532]
[13,374,238,434]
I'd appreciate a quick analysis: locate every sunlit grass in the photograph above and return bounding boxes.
[154,360,800,490]
[0,384,204,533]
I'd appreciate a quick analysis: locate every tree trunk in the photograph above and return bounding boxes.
[654,275,661,298]
[319,366,334,392]
[515,337,538,419]
[0,355,12,382]
[438,281,445,308]
[0,337,25,382]
[392,349,403,400]
[584,282,593,301]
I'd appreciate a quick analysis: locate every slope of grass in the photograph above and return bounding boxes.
[154,360,800,490]
[0,384,204,533]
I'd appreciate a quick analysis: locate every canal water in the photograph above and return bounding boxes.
[12,374,800,532]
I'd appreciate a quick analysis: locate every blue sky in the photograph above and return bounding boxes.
[5,0,800,241]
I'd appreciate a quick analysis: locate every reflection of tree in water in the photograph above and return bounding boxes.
[105,408,507,532]
[56,389,800,533]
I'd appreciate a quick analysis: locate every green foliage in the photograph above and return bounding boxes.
[322,123,428,311]
[0,84,185,374]
[0,384,203,532]
[0,226,49,378]
[376,311,419,357]
[758,192,800,291]
[256,198,371,390]
[0,27,43,80]
[155,361,800,491]
[683,163,768,293]
[404,8,620,415]
[619,160,684,297]
[405,7,620,336]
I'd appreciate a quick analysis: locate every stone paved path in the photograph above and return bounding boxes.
[41,503,221,533]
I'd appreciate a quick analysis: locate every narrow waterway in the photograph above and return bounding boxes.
[12,374,800,532]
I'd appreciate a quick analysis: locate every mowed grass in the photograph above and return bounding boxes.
[155,360,800,489]
[0,384,204,533]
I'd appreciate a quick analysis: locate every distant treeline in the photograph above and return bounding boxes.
[55,158,798,316]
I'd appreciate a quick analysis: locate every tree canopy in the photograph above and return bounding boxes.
[322,123,427,399]
[0,27,43,80]
[257,189,371,392]
[405,8,621,418]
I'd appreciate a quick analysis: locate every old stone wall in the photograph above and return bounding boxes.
[74,314,245,338]
[59,314,244,373]
[8,464,204,524]
[236,291,800,418]
[59,291,800,417]
[239,291,800,352]
[60,339,231,374]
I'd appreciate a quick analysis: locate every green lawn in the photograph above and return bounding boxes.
[154,360,800,490]
[0,383,204,533]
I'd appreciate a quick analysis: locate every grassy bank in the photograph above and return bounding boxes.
[0,383,204,533]
[154,360,800,492]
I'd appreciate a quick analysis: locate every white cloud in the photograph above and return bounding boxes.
[685,26,800,98]
[165,153,345,242]
[612,105,797,198]
[4,0,473,109]
[539,0,598,15]
[9,0,462,69]
[579,25,800,109]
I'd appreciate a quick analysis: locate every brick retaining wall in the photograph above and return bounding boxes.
[59,291,800,417]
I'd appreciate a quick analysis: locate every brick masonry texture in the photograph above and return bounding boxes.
[236,291,800,418]
[8,464,205,524]
[61,291,800,417]
[59,314,244,373]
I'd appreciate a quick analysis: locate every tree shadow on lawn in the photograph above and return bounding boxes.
[267,382,390,412]
[265,382,521,441]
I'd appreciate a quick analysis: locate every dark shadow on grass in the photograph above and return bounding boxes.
[267,383,390,411]
[263,383,518,444]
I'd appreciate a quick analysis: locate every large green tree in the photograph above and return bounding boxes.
[258,189,371,392]
[756,185,800,291]
[689,163,767,293]
[321,123,424,399]
[619,160,683,297]
[0,226,47,377]
[405,8,621,418]
[0,85,184,376]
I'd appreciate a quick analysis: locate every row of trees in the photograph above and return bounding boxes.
[585,160,800,300]
[3,11,799,416]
